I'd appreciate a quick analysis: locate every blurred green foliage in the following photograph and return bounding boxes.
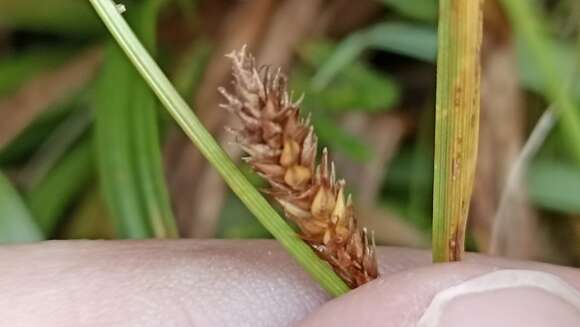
[0,172,42,242]
[529,160,580,214]
[27,138,94,235]
[297,41,400,113]
[0,0,578,260]
[312,22,437,90]
[95,0,177,238]
[292,41,401,162]
[378,0,438,22]
[0,49,73,96]
[0,0,100,36]
[0,102,77,165]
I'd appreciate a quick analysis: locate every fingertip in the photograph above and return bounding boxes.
[0,240,329,326]
[300,263,493,326]
[301,264,580,327]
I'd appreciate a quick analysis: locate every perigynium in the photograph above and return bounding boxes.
[219,47,378,287]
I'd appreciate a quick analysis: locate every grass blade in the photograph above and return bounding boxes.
[432,0,483,262]
[0,48,101,151]
[95,0,177,238]
[528,160,580,215]
[0,0,99,36]
[61,188,115,239]
[0,48,73,96]
[89,0,349,296]
[297,42,400,113]
[27,138,94,236]
[0,171,43,242]
[312,112,373,162]
[501,0,580,163]
[312,22,437,90]
[377,0,438,22]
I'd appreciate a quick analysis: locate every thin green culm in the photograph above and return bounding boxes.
[88,0,349,296]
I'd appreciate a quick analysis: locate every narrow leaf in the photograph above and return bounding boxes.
[313,23,437,90]
[0,0,99,36]
[312,113,373,162]
[432,0,484,262]
[501,0,580,163]
[27,138,94,236]
[95,0,177,238]
[377,0,438,22]
[0,171,43,242]
[297,42,400,112]
[528,160,580,214]
[89,0,349,296]
[0,48,73,96]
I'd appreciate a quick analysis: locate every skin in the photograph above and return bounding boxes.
[0,240,579,326]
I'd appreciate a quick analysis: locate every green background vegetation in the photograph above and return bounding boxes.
[0,0,579,268]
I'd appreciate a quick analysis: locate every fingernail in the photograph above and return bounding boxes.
[418,270,580,327]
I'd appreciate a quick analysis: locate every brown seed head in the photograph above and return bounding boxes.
[220,46,378,288]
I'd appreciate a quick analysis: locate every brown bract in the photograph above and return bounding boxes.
[219,46,378,288]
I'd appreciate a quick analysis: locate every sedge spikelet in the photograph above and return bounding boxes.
[219,46,378,288]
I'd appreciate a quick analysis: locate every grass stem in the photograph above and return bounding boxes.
[89,0,350,296]
[432,0,484,262]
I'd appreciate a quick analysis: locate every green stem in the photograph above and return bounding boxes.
[88,0,349,296]
[432,0,484,262]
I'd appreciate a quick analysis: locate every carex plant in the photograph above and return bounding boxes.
[220,47,378,288]
[89,0,377,295]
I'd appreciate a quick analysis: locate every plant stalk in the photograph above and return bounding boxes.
[89,0,350,296]
[432,0,484,262]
